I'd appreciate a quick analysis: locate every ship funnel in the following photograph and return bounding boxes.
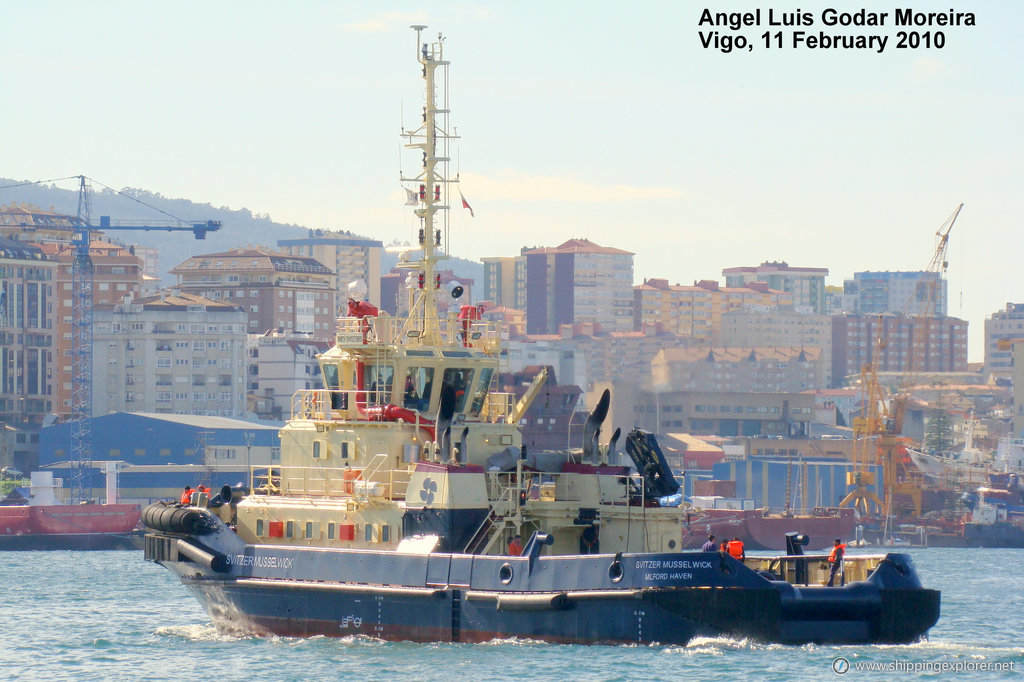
[435,383,457,461]
[604,427,622,465]
[582,389,610,462]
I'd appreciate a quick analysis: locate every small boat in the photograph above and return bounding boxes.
[141,26,940,646]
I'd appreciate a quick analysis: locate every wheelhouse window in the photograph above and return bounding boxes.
[364,364,394,405]
[442,368,475,413]
[402,366,435,411]
[323,363,346,410]
[322,363,339,390]
[468,367,494,417]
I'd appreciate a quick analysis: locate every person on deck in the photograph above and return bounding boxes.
[701,534,717,552]
[827,538,846,587]
[403,376,419,409]
[180,485,193,505]
[508,534,523,556]
[727,537,745,561]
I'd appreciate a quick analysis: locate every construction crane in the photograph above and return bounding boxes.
[5,175,221,503]
[841,204,963,521]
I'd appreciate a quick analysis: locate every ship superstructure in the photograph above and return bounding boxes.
[224,26,684,560]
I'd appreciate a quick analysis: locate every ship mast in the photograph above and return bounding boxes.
[400,25,459,345]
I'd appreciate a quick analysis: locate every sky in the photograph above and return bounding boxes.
[2,1,1021,361]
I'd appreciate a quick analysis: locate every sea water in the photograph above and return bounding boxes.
[0,548,1021,680]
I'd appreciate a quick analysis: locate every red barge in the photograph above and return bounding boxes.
[682,507,856,551]
[0,472,141,550]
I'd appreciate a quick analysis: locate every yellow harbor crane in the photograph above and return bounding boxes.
[841,204,963,520]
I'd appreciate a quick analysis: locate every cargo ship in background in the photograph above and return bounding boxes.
[0,471,141,550]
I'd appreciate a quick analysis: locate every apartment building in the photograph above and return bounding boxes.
[1013,341,1024,436]
[0,237,56,431]
[721,308,833,386]
[844,270,947,317]
[171,248,336,341]
[651,346,827,393]
[247,330,328,421]
[622,387,815,438]
[506,323,681,392]
[277,229,382,311]
[92,292,248,417]
[831,313,968,384]
[38,239,144,418]
[722,261,829,314]
[482,255,526,310]
[984,303,1024,382]
[634,278,793,345]
[524,238,634,334]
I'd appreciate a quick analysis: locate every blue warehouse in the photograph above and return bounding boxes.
[40,412,282,505]
[710,458,884,511]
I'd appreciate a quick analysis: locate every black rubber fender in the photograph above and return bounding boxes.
[142,502,216,535]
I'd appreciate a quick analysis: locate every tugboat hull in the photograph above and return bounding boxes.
[170,565,939,646]
[146,520,940,646]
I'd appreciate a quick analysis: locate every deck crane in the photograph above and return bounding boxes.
[66,176,220,503]
[841,204,963,521]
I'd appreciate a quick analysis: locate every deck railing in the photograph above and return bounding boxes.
[334,313,502,354]
[290,388,516,425]
[744,553,887,586]
[251,463,412,502]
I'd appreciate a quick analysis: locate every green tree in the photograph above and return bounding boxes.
[923,406,954,454]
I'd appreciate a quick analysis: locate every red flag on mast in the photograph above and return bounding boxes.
[459,191,475,218]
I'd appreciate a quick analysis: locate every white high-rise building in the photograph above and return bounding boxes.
[93,292,248,417]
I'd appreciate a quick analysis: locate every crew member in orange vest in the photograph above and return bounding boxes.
[180,485,193,505]
[508,534,523,556]
[827,538,846,587]
[727,537,745,561]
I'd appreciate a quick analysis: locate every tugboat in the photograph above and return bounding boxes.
[142,27,940,645]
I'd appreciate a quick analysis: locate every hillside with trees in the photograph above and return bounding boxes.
[0,177,482,292]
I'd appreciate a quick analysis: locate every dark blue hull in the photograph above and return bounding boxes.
[144,512,940,645]
[176,573,937,645]
[185,579,709,644]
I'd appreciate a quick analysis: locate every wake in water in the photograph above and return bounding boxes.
[662,635,754,656]
[154,625,399,649]
[154,623,250,643]
[476,637,555,647]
